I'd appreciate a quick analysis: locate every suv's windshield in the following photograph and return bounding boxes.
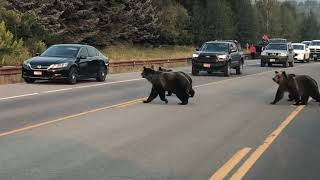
[41,46,80,58]
[293,45,304,50]
[311,41,320,46]
[266,44,288,51]
[201,43,229,52]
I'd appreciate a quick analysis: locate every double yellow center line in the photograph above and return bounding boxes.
[209,105,306,180]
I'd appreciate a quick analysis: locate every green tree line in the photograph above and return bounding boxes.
[0,0,320,65]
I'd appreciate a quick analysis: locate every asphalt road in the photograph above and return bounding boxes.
[0,60,319,180]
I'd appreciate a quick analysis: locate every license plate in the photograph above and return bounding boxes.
[269,59,276,62]
[203,63,211,68]
[33,71,42,76]
[313,54,318,58]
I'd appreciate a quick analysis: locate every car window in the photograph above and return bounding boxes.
[41,46,80,58]
[79,48,89,57]
[87,47,97,57]
[201,43,229,52]
[266,44,288,51]
[293,45,304,50]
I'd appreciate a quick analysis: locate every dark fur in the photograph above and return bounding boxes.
[158,67,195,97]
[142,67,193,105]
[271,71,320,105]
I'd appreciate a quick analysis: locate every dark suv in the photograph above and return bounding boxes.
[22,44,109,84]
[192,41,244,76]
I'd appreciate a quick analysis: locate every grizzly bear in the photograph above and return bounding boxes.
[271,71,320,105]
[141,67,193,105]
[158,67,195,97]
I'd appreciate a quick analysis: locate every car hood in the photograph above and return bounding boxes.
[263,50,287,54]
[293,50,305,53]
[197,51,228,56]
[26,57,75,66]
[309,45,320,48]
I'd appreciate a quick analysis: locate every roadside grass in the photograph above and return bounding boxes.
[101,45,194,61]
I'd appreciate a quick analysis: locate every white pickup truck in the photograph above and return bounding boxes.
[309,40,320,61]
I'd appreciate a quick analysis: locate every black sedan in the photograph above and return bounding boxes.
[22,44,109,84]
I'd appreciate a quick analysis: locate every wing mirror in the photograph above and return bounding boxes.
[196,48,200,51]
[79,55,87,60]
[35,53,40,56]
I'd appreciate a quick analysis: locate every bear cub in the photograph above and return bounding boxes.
[141,67,194,105]
[271,71,320,105]
[158,67,195,97]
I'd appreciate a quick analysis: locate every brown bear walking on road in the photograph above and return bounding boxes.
[271,71,320,105]
[141,67,193,105]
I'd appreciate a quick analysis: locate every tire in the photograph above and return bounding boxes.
[224,62,231,77]
[283,61,289,68]
[66,67,78,84]
[261,60,266,67]
[192,66,199,76]
[24,78,35,84]
[268,62,272,67]
[96,67,107,82]
[315,58,318,62]
[236,62,243,75]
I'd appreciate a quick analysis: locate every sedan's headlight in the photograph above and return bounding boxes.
[23,61,30,68]
[218,55,228,59]
[261,51,267,56]
[49,63,69,69]
[193,54,199,58]
[279,53,287,57]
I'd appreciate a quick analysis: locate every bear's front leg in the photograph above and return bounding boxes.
[143,86,159,103]
[270,88,284,105]
[159,89,168,104]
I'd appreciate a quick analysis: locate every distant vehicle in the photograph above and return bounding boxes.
[301,41,311,47]
[292,43,310,63]
[192,41,244,76]
[309,40,320,61]
[260,43,294,67]
[268,38,287,44]
[22,44,109,84]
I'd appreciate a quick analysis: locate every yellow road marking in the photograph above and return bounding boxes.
[209,147,251,180]
[229,105,305,180]
[0,98,146,138]
[117,98,146,108]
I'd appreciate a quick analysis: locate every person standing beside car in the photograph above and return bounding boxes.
[250,44,257,60]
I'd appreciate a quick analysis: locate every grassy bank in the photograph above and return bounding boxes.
[102,45,194,62]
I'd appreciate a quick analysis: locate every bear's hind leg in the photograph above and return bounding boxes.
[166,91,172,96]
[309,89,320,103]
[176,92,189,105]
[189,88,195,98]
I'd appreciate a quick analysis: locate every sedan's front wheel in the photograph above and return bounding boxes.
[67,67,78,84]
[96,67,107,82]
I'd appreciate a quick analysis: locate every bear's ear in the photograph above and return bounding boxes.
[275,71,279,74]
[282,71,287,78]
[291,74,296,77]
[158,67,162,71]
[143,66,146,70]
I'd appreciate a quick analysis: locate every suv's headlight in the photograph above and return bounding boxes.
[218,55,228,59]
[49,63,69,69]
[279,53,287,57]
[193,53,199,58]
[261,51,267,56]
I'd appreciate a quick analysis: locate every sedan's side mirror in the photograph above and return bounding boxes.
[196,48,200,51]
[35,53,40,56]
[79,55,87,60]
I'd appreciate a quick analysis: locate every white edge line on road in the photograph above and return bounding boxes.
[0,93,39,101]
[0,78,144,101]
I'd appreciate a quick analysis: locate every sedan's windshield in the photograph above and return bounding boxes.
[201,43,229,52]
[266,44,288,51]
[41,46,80,58]
[311,41,320,46]
[293,45,304,50]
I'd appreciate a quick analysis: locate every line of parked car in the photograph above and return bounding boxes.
[260,39,320,68]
